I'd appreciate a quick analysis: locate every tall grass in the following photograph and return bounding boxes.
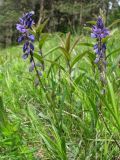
[1,29,120,159]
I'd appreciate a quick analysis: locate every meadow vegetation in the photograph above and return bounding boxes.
[1,26,120,159]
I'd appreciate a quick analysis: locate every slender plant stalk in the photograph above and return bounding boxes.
[58,58,61,107]
[40,49,45,71]
[91,17,120,152]
[31,54,59,124]
[30,53,45,90]
[67,60,72,105]
[99,107,120,149]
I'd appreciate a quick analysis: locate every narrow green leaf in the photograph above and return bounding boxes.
[47,55,61,77]
[34,53,65,73]
[71,51,87,68]
[108,19,120,29]
[39,34,48,49]
[79,42,93,47]
[107,77,117,115]
[37,19,49,33]
[70,37,80,53]
[106,48,120,59]
[59,47,70,60]
[86,21,96,25]
[102,36,110,43]
[44,46,60,57]
[83,26,92,32]
[0,97,8,128]
[46,59,65,73]
[33,53,43,63]
[65,32,71,52]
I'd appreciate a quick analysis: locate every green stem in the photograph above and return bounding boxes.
[99,106,120,149]
[30,53,45,90]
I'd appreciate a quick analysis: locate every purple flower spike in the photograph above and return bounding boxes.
[20,11,35,28]
[97,17,104,29]
[91,17,109,63]
[91,16,110,88]
[16,11,35,59]
[91,17,109,40]
[17,11,43,86]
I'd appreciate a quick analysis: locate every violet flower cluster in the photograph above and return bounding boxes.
[91,17,109,63]
[16,11,42,79]
[16,11,35,73]
[16,11,35,60]
[91,17,110,90]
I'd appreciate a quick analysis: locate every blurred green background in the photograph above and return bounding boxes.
[0,0,120,47]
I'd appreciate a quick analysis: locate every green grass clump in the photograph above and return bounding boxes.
[1,30,120,160]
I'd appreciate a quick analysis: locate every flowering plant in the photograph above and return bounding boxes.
[16,11,42,85]
[91,17,110,90]
[16,11,35,60]
[91,17,109,63]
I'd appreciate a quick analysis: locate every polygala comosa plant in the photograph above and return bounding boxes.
[91,17,110,93]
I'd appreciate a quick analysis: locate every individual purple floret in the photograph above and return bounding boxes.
[91,17,110,91]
